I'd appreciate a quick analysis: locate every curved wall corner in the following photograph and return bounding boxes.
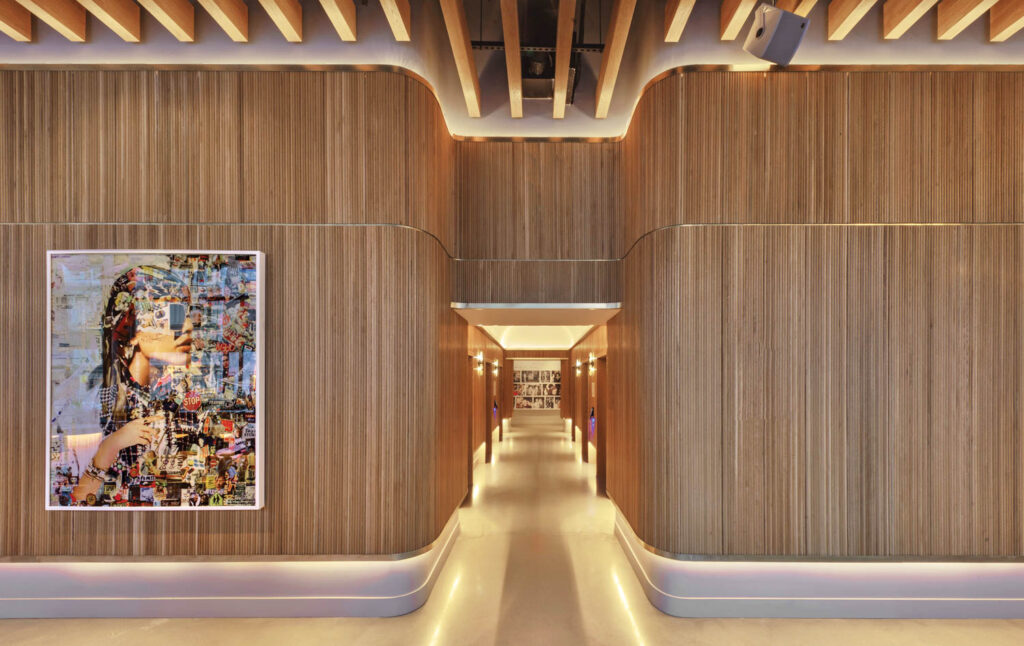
[621,70,1024,248]
[0,510,460,618]
[0,69,466,559]
[610,224,1024,559]
[613,506,1024,619]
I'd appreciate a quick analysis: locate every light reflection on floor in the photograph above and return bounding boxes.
[4,411,1024,645]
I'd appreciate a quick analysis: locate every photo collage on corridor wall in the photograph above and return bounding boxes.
[47,251,264,510]
[513,359,561,410]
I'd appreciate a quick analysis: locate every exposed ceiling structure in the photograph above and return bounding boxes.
[479,324,593,350]
[3,0,1024,138]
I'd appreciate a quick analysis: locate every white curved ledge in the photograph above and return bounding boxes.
[613,507,1024,618]
[0,512,459,618]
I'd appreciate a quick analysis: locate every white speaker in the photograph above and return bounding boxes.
[742,4,808,67]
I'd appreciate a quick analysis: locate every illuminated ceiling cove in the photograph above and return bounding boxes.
[480,325,594,350]
[2,1,1023,138]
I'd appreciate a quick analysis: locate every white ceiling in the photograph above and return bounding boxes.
[480,325,594,350]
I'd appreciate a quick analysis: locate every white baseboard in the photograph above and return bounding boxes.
[613,506,1024,618]
[0,511,460,618]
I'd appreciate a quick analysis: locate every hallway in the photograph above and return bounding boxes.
[4,411,1024,645]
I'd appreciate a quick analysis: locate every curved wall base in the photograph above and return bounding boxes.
[614,507,1024,619]
[0,513,459,619]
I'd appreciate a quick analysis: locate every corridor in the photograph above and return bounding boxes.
[4,411,1023,645]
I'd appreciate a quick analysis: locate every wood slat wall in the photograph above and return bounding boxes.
[610,225,1024,557]
[0,69,464,557]
[0,70,457,253]
[456,141,622,260]
[569,326,608,438]
[0,225,467,557]
[621,71,1024,246]
[467,326,503,453]
[453,259,620,303]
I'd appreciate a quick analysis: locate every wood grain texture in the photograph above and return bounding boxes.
[0,0,32,42]
[14,0,84,41]
[569,325,608,445]
[138,0,195,42]
[456,141,621,260]
[0,224,466,557]
[594,0,636,118]
[611,224,1024,557]
[622,71,1024,251]
[991,0,1024,41]
[468,327,503,454]
[0,70,456,254]
[77,0,141,42]
[453,260,620,303]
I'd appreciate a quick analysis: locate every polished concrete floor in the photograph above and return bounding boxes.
[6,411,1024,645]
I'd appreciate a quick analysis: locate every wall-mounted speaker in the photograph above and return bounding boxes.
[742,4,808,67]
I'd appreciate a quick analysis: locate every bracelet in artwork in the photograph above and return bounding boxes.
[82,460,107,483]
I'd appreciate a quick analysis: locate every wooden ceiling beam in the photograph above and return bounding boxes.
[721,0,757,40]
[0,0,32,41]
[257,0,301,42]
[196,0,247,42]
[883,0,941,38]
[775,0,818,16]
[937,0,1000,38]
[500,0,522,118]
[828,0,878,39]
[553,0,575,118]
[379,0,410,41]
[665,0,695,41]
[138,0,194,42]
[77,0,140,42]
[439,0,481,117]
[14,0,84,41]
[991,0,1024,41]
[595,0,637,119]
[320,0,356,41]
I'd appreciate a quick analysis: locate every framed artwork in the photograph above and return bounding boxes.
[513,361,561,410]
[47,251,264,510]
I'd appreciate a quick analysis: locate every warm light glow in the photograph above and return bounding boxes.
[729,62,774,72]
[613,571,647,646]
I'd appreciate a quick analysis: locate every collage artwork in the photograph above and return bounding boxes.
[513,367,561,410]
[48,252,262,509]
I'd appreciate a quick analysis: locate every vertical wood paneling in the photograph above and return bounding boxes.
[0,69,462,558]
[241,72,327,224]
[0,224,463,557]
[453,259,620,304]
[0,70,456,252]
[456,141,621,260]
[613,225,1024,558]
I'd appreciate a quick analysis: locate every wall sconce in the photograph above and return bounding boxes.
[492,359,500,376]
[475,352,484,374]
[575,359,582,377]
[588,353,596,375]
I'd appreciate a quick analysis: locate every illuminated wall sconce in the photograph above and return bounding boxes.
[492,359,500,376]
[575,359,583,376]
[475,352,484,374]
[588,353,596,375]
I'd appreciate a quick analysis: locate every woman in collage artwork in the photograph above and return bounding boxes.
[48,253,260,508]
[513,368,562,410]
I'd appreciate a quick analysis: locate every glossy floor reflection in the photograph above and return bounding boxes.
[5,411,1024,645]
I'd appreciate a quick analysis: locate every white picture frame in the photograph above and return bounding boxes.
[46,250,265,511]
